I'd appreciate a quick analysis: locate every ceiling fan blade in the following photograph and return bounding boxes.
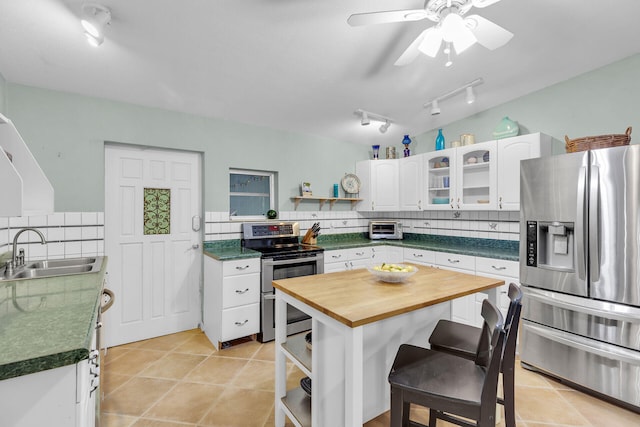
[348,9,427,26]
[465,14,513,50]
[471,0,503,8]
[418,27,443,58]
[394,28,431,66]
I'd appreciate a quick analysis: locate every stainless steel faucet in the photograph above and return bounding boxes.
[5,228,47,275]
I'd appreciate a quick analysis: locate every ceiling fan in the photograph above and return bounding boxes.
[348,0,513,66]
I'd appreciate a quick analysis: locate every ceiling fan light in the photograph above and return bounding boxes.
[81,4,111,44]
[452,28,477,54]
[441,12,465,42]
[85,31,104,47]
[418,28,442,58]
[466,86,476,104]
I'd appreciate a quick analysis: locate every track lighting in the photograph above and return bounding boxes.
[466,86,476,104]
[423,78,483,116]
[430,100,441,116]
[81,3,111,47]
[361,111,370,126]
[355,109,394,133]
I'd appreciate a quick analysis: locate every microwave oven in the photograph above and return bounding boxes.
[369,220,403,240]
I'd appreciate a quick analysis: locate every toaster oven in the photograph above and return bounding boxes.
[369,220,403,240]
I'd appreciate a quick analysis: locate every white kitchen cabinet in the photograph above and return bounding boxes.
[433,252,481,327]
[496,133,552,210]
[403,247,436,267]
[0,333,99,427]
[454,141,498,210]
[423,148,457,210]
[356,159,399,211]
[0,113,54,216]
[324,246,377,272]
[398,155,424,211]
[203,255,260,349]
[475,256,519,316]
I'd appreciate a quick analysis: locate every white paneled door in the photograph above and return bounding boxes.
[104,144,202,347]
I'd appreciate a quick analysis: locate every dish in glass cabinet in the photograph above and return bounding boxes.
[305,332,312,351]
[300,376,312,397]
[367,263,418,283]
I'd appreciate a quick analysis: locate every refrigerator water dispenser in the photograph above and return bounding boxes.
[526,220,575,271]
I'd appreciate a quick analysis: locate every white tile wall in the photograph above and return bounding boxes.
[203,209,520,242]
[0,212,105,260]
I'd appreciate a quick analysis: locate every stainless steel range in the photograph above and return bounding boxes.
[241,222,324,342]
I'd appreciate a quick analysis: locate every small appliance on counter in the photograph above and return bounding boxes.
[369,220,403,240]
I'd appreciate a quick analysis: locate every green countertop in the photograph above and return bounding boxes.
[0,262,107,381]
[203,233,519,261]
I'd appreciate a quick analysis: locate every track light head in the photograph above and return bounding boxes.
[379,121,391,133]
[430,100,441,116]
[466,86,475,104]
[361,111,370,126]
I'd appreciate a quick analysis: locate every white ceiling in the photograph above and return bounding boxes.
[1,0,639,145]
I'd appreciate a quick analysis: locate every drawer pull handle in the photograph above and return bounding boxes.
[332,254,342,259]
[356,252,364,256]
[491,265,507,270]
[235,288,250,294]
[447,258,460,263]
[236,265,250,270]
[235,319,249,326]
[413,253,423,258]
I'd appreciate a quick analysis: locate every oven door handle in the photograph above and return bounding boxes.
[264,293,276,301]
[262,256,322,267]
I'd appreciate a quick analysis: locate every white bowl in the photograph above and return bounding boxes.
[367,263,418,283]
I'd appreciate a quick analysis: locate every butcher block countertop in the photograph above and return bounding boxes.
[272,263,504,328]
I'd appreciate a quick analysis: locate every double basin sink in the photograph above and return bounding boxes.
[2,256,104,281]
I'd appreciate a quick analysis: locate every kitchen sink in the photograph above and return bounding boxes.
[1,256,104,281]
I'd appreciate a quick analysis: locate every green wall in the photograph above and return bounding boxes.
[5,84,366,212]
[0,72,6,115]
[412,54,640,153]
[5,53,639,212]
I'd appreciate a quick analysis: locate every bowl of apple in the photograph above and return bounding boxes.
[367,263,418,283]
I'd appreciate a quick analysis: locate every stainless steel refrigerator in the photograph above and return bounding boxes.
[519,144,640,412]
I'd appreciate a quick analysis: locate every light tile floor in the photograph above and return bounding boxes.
[100,329,640,427]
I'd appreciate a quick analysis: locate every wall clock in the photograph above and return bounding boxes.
[341,173,361,195]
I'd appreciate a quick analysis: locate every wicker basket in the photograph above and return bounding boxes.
[565,127,632,153]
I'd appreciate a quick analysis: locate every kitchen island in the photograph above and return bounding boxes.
[273,264,504,427]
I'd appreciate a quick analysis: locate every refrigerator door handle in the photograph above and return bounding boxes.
[525,287,640,323]
[589,165,600,281]
[575,166,588,280]
[524,321,640,366]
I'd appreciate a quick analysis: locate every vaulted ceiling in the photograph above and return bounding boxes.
[1,0,638,145]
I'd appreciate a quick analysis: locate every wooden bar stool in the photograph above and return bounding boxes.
[388,299,506,427]
[428,283,523,427]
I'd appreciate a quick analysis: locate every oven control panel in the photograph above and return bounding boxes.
[242,222,300,239]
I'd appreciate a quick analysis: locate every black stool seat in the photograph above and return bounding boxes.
[389,344,488,421]
[428,319,479,360]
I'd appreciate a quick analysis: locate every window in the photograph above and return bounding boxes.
[229,169,276,219]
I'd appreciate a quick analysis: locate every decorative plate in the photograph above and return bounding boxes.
[341,173,361,194]
[300,376,312,397]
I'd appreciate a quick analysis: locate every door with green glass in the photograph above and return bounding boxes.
[104,144,202,347]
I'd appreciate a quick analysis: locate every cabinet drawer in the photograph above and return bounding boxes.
[345,247,372,261]
[221,303,260,341]
[325,250,349,263]
[403,248,436,265]
[222,274,260,308]
[435,252,475,271]
[223,258,260,276]
[475,257,518,278]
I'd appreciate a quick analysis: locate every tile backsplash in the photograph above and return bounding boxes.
[0,209,520,260]
[204,210,520,242]
[0,212,104,260]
